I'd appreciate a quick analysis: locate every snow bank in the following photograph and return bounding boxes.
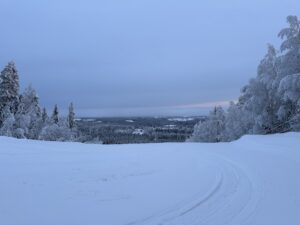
[0,133,300,225]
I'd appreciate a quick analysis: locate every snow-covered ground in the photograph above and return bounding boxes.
[0,133,300,225]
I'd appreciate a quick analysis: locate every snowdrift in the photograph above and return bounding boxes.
[0,133,300,225]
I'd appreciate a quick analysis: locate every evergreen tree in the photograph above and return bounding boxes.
[0,105,15,137]
[68,102,76,129]
[0,62,20,124]
[42,107,48,123]
[51,104,59,124]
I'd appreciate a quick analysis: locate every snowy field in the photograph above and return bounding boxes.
[0,133,300,225]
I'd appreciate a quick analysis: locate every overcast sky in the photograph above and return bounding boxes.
[0,0,299,117]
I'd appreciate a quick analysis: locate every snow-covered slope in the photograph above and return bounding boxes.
[0,133,300,225]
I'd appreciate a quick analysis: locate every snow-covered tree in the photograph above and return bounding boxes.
[236,44,281,134]
[278,16,300,53]
[278,15,300,76]
[68,102,76,129]
[51,104,59,124]
[39,123,73,142]
[189,120,212,142]
[275,16,300,131]
[279,74,300,106]
[0,106,15,137]
[39,107,78,142]
[257,44,278,89]
[223,102,254,141]
[276,73,300,131]
[14,85,42,139]
[42,107,49,123]
[189,106,226,142]
[17,85,41,117]
[0,62,20,124]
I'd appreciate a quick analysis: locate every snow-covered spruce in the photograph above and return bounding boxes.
[0,61,19,124]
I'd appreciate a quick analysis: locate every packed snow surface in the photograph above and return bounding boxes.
[0,133,300,225]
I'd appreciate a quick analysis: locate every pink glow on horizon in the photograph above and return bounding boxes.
[173,100,237,109]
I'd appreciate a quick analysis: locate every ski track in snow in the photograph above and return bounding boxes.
[0,133,299,225]
[126,155,261,225]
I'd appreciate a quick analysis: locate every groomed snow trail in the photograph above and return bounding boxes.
[0,133,300,225]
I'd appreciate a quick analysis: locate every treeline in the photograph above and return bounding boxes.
[0,62,79,141]
[190,15,300,142]
[77,123,193,144]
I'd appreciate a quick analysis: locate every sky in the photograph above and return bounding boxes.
[0,0,299,117]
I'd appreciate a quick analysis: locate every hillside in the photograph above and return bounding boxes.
[0,133,300,225]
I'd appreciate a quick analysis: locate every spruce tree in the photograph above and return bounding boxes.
[51,104,59,124]
[42,107,48,123]
[0,105,15,137]
[0,62,20,124]
[68,102,75,129]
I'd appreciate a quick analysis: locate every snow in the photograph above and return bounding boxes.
[83,118,96,122]
[0,133,300,225]
[132,129,145,135]
[164,124,176,129]
[168,117,194,122]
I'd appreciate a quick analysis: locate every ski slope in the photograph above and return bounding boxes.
[0,133,300,225]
